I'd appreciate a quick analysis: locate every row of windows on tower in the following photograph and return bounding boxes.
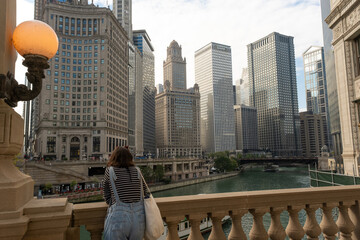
[54,57,104,65]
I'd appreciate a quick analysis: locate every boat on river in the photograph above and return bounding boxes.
[264,164,279,172]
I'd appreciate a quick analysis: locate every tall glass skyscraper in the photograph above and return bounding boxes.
[303,46,331,148]
[133,30,156,156]
[248,32,301,156]
[320,0,342,158]
[195,42,236,153]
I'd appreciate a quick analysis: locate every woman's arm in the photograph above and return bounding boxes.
[102,167,112,205]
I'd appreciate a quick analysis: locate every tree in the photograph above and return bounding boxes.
[70,180,77,191]
[214,156,237,172]
[153,165,164,182]
[139,166,153,182]
[44,183,53,194]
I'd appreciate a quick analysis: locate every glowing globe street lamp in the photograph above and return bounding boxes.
[0,20,58,107]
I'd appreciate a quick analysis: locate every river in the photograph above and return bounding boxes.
[153,166,328,239]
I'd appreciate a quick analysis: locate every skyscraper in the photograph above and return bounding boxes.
[300,111,329,157]
[163,40,187,90]
[195,42,236,153]
[133,30,156,156]
[234,105,258,151]
[33,1,129,161]
[240,68,250,106]
[156,40,201,158]
[320,0,342,159]
[303,46,331,148]
[113,0,132,40]
[248,32,301,156]
[128,43,143,156]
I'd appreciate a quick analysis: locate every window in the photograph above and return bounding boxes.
[355,36,360,77]
[93,137,100,152]
[47,137,56,153]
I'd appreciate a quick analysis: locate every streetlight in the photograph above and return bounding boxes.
[0,20,58,107]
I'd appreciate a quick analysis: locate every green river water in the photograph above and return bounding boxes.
[153,166,330,239]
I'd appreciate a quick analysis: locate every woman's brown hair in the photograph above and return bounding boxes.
[107,146,135,168]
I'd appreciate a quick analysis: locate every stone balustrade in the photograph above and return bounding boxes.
[67,185,360,240]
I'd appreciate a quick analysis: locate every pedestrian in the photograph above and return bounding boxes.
[102,146,149,239]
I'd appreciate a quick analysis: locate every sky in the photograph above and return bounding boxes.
[15,0,324,114]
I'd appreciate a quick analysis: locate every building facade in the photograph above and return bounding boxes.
[113,0,132,40]
[133,30,156,156]
[128,42,143,156]
[326,0,360,175]
[156,41,201,158]
[300,111,329,158]
[195,42,236,153]
[320,0,343,160]
[155,83,201,158]
[239,68,250,106]
[234,105,258,151]
[33,1,129,161]
[248,32,301,156]
[303,46,331,149]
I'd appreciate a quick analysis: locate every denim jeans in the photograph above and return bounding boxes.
[103,166,145,240]
[103,201,145,240]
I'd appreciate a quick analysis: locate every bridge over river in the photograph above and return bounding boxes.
[238,157,318,166]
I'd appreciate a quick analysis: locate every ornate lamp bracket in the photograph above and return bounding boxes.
[0,55,49,107]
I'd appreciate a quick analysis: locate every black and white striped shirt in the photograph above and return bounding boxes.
[102,166,150,205]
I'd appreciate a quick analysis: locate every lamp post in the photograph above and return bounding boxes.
[0,20,58,107]
[0,17,60,239]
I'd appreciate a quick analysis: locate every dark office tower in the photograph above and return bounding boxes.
[32,1,129,161]
[300,111,329,157]
[320,0,342,158]
[248,32,301,156]
[133,30,156,156]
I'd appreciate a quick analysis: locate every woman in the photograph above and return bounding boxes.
[103,146,149,239]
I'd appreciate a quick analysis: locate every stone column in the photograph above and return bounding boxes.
[0,101,33,238]
[66,135,70,161]
[80,134,84,161]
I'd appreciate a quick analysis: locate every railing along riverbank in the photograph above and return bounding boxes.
[68,185,360,240]
[309,166,360,187]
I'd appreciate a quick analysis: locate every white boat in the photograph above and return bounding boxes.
[159,216,230,239]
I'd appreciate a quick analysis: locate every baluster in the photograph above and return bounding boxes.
[229,209,247,240]
[349,200,360,240]
[337,201,355,240]
[188,214,206,240]
[208,211,227,240]
[320,203,338,240]
[286,206,305,240]
[268,207,286,240]
[249,208,268,240]
[87,225,103,240]
[303,204,322,240]
[164,217,182,240]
